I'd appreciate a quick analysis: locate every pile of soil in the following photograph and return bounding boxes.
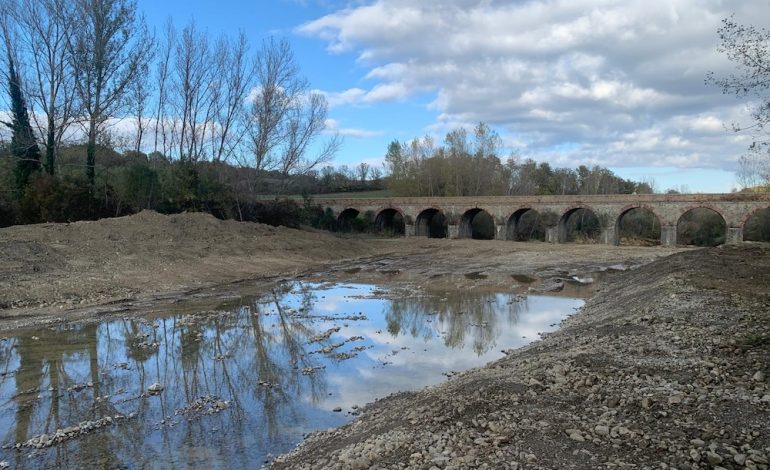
[0,211,377,316]
[271,245,770,469]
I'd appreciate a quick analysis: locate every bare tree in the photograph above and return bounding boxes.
[209,32,252,163]
[356,162,370,182]
[10,0,76,175]
[707,14,770,187]
[128,59,151,154]
[245,37,298,175]
[152,18,174,158]
[245,37,341,192]
[171,20,212,162]
[67,0,153,186]
[278,92,340,191]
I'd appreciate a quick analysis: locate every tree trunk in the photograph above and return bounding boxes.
[86,119,97,187]
[45,119,55,175]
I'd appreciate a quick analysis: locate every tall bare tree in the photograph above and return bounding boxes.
[128,59,151,154]
[245,37,298,176]
[277,92,340,191]
[171,20,212,162]
[245,37,340,192]
[67,0,153,186]
[209,32,252,163]
[11,0,76,175]
[152,18,174,158]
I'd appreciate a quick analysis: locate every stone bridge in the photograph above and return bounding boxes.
[315,193,770,246]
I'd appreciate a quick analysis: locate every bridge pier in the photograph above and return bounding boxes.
[545,226,559,243]
[496,225,506,240]
[661,225,677,246]
[601,225,618,246]
[726,227,743,245]
[405,223,415,237]
[448,224,460,239]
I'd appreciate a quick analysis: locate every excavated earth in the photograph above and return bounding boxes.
[271,245,770,470]
[1,211,768,470]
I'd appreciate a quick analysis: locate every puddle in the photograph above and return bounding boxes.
[511,274,537,283]
[464,272,488,280]
[0,282,583,469]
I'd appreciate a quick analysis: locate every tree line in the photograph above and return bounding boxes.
[384,123,654,197]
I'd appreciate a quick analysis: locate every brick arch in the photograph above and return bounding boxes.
[336,207,360,222]
[739,205,770,227]
[336,207,362,232]
[675,205,728,247]
[615,204,663,225]
[459,207,495,240]
[374,205,406,220]
[558,204,601,226]
[558,205,602,243]
[415,206,448,238]
[614,204,663,246]
[506,207,546,241]
[675,204,727,227]
[373,207,406,235]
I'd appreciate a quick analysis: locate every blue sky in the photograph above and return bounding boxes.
[137,0,769,192]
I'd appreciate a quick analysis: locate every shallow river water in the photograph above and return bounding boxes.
[0,282,585,469]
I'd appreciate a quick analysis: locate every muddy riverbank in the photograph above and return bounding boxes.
[271,245,770,469]
[0,211,682,330]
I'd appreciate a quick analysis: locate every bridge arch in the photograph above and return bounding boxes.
[676,207,727,246]
[459,208,496,240]
[558,206,601,243]
[506,208,546,241]
[374,207,406,236]
[415,207,448,238]
[742,206,770,242]
[337,208,360,232]
[615,205,662,246]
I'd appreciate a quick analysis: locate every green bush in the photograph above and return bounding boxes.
[20,174,105,223]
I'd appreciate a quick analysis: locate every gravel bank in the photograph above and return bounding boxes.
[271,245,770,470]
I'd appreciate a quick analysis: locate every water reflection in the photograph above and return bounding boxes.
[0,282,582,468]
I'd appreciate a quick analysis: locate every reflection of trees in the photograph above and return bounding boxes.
[0,324,136,468]
[243,285,327,440]
[0,280,335,468]
[385,291,525,355]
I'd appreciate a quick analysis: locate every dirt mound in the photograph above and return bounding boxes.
[0,211,375,313]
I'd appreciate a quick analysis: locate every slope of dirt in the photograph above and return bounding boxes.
[271,245,770,469]
[0,211,379,315]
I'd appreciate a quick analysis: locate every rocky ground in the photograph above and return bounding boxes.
[271,245,770,470]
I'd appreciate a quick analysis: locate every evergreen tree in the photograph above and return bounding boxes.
[2,48,42,197]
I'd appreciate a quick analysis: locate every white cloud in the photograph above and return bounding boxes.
[319,88,367,107]
[298,0,770,172]
[325,118,383,139]
[315,81,416,107]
